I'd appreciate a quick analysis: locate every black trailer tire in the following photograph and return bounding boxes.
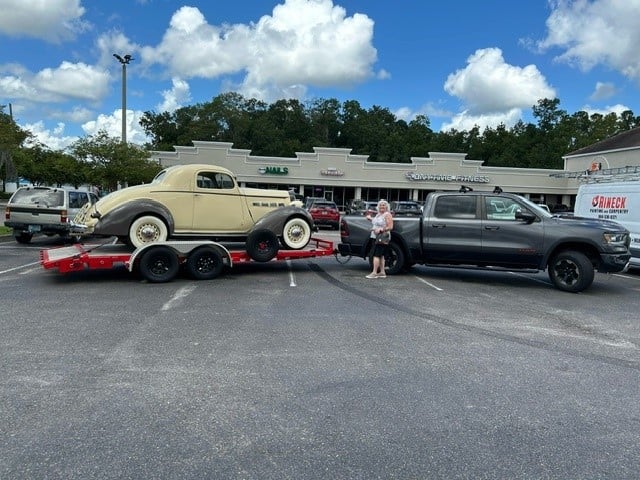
[369,240,405,275]
[548,250,594,293]
[138,246,180,283]
[186,246,224,280]
[14,231,33,244]
[246,229,279,262]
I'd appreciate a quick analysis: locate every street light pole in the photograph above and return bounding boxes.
[113,54,133,144]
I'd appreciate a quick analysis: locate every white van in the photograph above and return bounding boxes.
[574,181,640,267]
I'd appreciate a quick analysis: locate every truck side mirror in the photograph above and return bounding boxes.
[515,209,536,224]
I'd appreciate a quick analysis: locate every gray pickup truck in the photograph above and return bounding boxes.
[337,188,631,292]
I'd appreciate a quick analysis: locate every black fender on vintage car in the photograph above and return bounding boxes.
[251,206,313,233]
[250,206,315,250]
[92,199,175,237]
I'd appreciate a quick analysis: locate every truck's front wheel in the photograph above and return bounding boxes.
[548,250,594,293]
[369,241,405,275]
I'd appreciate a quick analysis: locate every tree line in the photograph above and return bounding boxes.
[140,93,640,169]
[2,94,639,192]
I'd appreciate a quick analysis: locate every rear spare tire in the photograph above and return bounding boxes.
[280,217,312,250]
[246,229,279,262]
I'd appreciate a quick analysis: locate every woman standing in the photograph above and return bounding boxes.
[365,199,393,278]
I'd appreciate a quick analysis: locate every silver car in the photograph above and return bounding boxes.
[4,186,98,243]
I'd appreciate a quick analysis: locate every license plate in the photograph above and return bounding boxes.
[28,225,41,233]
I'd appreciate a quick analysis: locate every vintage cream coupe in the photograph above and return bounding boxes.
[73,164,315,261]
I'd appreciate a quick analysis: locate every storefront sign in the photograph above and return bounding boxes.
[258,166,289,175]
[321,168,345,177]
[405,172,490,183]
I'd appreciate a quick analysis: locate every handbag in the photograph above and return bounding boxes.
[375,230,391,244]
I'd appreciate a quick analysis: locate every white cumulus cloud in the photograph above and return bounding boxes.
[538,0,640,81]
[139,1,377,101]
[444,48,555,113]
[156,78,192,113]
[82,109,150,145]
[0,0,88,43]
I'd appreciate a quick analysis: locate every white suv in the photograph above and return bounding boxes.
[4,186,98,243]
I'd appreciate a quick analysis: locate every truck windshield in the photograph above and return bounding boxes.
[519,196,553,217]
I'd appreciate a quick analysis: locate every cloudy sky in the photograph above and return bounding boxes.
[0,0,638,151]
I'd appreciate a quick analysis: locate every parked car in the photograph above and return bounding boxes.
[289,192,304,208]
[307,200,341,229]
[4,186,98,243]
[362,201,378,217]
[72,164,314,259]
[389,200,422,216]
[346,199,378,216]
[304,196,326,209]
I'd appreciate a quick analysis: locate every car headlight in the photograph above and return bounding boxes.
[603,232,628,245]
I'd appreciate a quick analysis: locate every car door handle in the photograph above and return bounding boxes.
[431,223,446,229]
[484,225,500,230]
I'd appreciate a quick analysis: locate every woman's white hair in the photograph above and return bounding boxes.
[377,199,390,209]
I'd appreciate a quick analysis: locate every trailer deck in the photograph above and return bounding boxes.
[40,237,336,281]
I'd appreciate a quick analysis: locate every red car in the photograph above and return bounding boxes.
[307,200,341,230]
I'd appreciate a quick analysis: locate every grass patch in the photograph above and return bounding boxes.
[0,226,12,236]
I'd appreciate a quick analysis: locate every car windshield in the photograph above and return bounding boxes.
[395,202,420,211]
[311,202,337,209]
[152,169,169,184]
[11,188,64,207]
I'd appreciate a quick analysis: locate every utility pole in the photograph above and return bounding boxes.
[113,54,133,144]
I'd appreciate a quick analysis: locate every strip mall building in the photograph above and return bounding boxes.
[150,127,640,210]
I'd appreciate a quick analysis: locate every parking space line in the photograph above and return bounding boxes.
[0,261,40,276]
[613,273,640,281]
[161,285,197,311]
[413,275,443,291]
[19,267,41,275]
[286,260,297,287]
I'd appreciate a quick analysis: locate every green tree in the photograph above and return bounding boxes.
[69,131,160,191]
[307,98,342,147]
[0,106,30,190]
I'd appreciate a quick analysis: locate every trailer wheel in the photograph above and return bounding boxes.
[281,217,312,250]
[246,229,279,262]
[186,246,224,280]
[138,246,180,283]
[369,240,405,275]
[548,250,594,293]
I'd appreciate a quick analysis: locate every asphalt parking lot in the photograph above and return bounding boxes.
[2,231,640,479]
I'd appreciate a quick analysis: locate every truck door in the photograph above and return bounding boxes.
[481,196,544,267]
[424,195,482,263]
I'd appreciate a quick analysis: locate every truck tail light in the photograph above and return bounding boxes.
[61,209,68,223]
[4,207,9,221]
[340,219,349,236]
